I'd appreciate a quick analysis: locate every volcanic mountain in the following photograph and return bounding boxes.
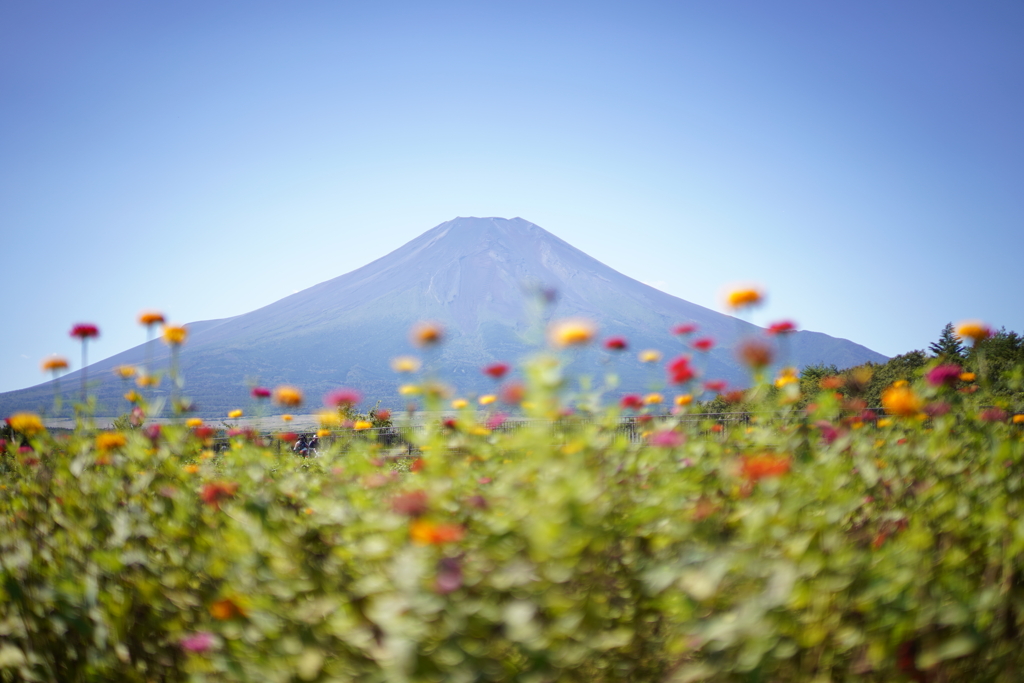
[1,217,886,417]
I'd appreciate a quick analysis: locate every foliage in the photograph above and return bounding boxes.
[929,322,966,361]
[3,338,1024,682]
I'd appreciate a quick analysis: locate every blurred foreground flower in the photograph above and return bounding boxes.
[881,384,923,417]
[639,350,662,363]
[668,356,695,384]
[548,318,596,347]
[114,365,136,379]
[251,386,271,399]
[162,325,187,346]
[326,388,361,408]
[737,339,774,369]
[693,337,714,352]
[672,323,697,335]
[228,409,243,419]
[767,320,796,335]
[6,413,44,437]
[926,365,963,387]
[411,321,444,347]
[180,632,216,654]
[956,320,991,345]
[604,336,627,351]
[41,356,69,373]
[274,386,303,407]
[741,454,791,482]
[483,362,510,379]
[410,520,465,545]
[725,286,764,310]
[70,324,99,340]
[391,356,422,373]
[96,433,127,453]
[201,482,239,510]
[209,597,246,620]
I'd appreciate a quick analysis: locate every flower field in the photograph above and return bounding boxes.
[3,308,1024,682]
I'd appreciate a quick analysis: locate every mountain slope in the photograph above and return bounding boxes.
[1,217,887,416]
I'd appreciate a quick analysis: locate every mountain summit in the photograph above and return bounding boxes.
[1,217,886,416]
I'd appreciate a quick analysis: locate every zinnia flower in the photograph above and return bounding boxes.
[649,430,684,447]
[353,420,373,431]
[672,323,698,335]
[737,339,774,369]
[391,356,422,373]
[70,324,99,339]
[925,365,963,387]
[741,454,791,481]
[325,388,361,408]
[114,365,136,379]
[124,390,142,403]
[775,367,799,388]
[639,350,662,363]
[251,386,271,399]
[548,318,597,347]
[200,481,239,509]
[725,287,765,310]
[620,394,643,410]
[644,393,663,405]
[95,432,127,453]
[411,321,444,347]
[500,381,526,405]
[409,520,465,545]
[180,632,216,653]
[479,394,497,406]
[41,356,69,373]
[692,337,714,352]
[980,408,1008,423]
[767,320,796,335]
[136,374,160,388]
[162,325,187,346]
[391,490,429,517]
[274,386,303,407]
[208,597,245,620]
[6,412,45,437]
[138,311,166,326]
[604,336,627,351]
[704,380,727,393]
[186,418,203,428]
[960,372,976,382]
[881,385,923,417]
[668,356,695,384]
[228,409,243,419]
[956,320,991,344]
[675,394,693,406]
[451,398,468,409]
[483,362,510,379]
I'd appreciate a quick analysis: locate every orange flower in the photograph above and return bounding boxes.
[736,339,774,369]
[200,481,239,509]
[138,311,166,326]
[391,356,422,373]
[41,356,69,373]
[273,386,303,407]
[548,318,597,347]
[881,385,923,417]
[725,286,765,310]
[114,365,136,379]
[959,372,976,382]
[1013,414,1024,424]
[95,432,127,453]
[124,390,142,403]
[411,321,444,347]
[209,597,246,620]
[741,454,791,482]
[956,320,991,344]
[136,374,160,388]
[162,325,188,346]
[675,394,693,406]
[410,520,465,545]
[6,412,45,437]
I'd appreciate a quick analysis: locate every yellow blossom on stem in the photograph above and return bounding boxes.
[114,365,136,379]
[162,325,188,346]
[228,409,243,419]
[136,374,160,388]
[186,418,203,428]
[479,394,497,406]
[452,399,468,409]
[183,464,200,474]
[281,414,293,422]
[273,386,303,407]
[353,420,373,431]
[6,412,45,437]
[956,320,991,345]
[399,384,421,396]
[639,350,662,363]
[41,356,69,373]
[548,318,597,348]
[317,428,330,438]
[725,286,765,310]
[391,356,422,373]
[675,394,693,407]
[317,411,341,427]
[644,393,663,405]
[124,391,142,403]
[95,432,127,453]
[881,385,922,417]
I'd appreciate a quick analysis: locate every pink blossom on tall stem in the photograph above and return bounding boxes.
[70,323,99,402]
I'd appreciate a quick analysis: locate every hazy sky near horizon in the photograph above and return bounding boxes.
[2,1,1022,393]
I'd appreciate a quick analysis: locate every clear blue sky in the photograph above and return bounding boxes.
[2,1,1022,393]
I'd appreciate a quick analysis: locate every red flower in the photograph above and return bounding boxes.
[737,339,774,368]
[767,320,796,335]
[692,337,714,352]
[390,490,429,517]
[193,426,216,441]
[70,323,99,339]
[251,387,271,399]
[277,431,298,442]
[668,356,695,384]
[981,408,1008,423]
[604,336,628,351]
[374,408,391,421]
[410,457,426,472]
[200,481,238,509]
[672,323,698,335]
[501,381,525,405]
[704,380,727,393]
[325,388,361,408]
[620,394,644,410]
[483,362,510,379]
[740,454,791,482]
[443,418,458,430]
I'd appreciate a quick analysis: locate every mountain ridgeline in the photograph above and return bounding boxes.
[1,217,887,417]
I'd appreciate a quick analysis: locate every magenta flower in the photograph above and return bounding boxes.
[981,408,1008,423]
[486,412,508,430]
[604,336,628,351]
[650,431,685,448]
[180,631,216,653]
[925,365,963,387]
[251,387,271,399]
[325,388,361,408]
[70,323,99,340]
[620,394,643,410]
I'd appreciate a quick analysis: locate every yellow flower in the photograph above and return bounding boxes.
[136,374,160,388]
[877,419,892,428]
[675,394,693,406]
[881,385,922,418]
[451,399,468,409]
[1013,414,1024,424]
[317,410,341,427]
[95,432,127,453]
[316,428,331,438]
[41,356,69,373]
[643,393,663,405]
[960,372,976,382]
[411,321,444,347]
[228,409,243,419]
[353,420,373,431]
[956,320,991,344]
[200,450,215,460]
[124,391,142,403]
[774,366,799,388]
[114,365,136,379]
[183,464,200,474]
[725,286,765,310]
[639,350,662,363]
[479,394,497,406]
[391,356,422,373]
[273,386,303,407]
[548,318,597,347]
[399,384,421,396]
[282,414,293,422]
[162,325,188,346]
[186,418,203,428]
[6,412,45,437]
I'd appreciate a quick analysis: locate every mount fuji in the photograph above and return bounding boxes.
[1,217,886,417]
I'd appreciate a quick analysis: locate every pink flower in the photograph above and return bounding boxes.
[767,320,796,335]
[620,394,644,410]
[486,413,508,430]
[672,323,698,335]
[70,323,99,339]
[180,632,216,653]
[604,336,628,351]
[668,356,695,384]
[325,388,361,408]
[704,380,727,393]
[924,402,951,417]
[483,362,510,379]
[251,387,271,399]
[925,365,963,387]
[692,338,714,352]
[816,420,840,445]
[981,408,1007,423]
[649,431,685,448]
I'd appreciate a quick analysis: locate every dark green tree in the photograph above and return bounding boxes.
[929,322,965,361]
